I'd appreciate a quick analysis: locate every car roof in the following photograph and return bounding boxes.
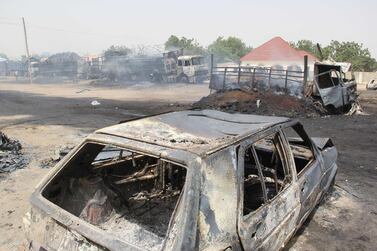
[95,110,290,155]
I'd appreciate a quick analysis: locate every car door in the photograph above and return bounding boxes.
[315,70,347,109]
[237,130,300,251]
[281,123,323,223]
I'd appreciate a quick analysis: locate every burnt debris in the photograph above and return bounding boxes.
[0,131,28,173]
[193,89,326,117]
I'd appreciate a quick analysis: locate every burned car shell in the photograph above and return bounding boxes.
[24,110,337,251]
[313,62,357,109]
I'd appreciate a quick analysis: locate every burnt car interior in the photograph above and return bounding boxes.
[282,124,315,175]
[243,132,291,215]
[42,143,187,238]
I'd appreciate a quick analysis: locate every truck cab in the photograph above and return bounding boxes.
[177,55,208,83]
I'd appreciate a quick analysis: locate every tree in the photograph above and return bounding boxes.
[291,39,377,71]
[0,53,8,60]
[323,41,377,71]
[290,40,321,59]
[104,45,131,60]
[164,35,204,54]
[208,36,251,62]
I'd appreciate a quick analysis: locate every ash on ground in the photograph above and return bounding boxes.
[0,132,28,173]
[193,90,325,117]
[40,145,74,168]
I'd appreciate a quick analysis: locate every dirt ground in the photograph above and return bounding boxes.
[0,80,376,251]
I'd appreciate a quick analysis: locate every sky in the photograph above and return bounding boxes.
[0,0,376,59]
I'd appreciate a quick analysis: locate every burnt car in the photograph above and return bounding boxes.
[24,110,337,251]
[312,62,357,112]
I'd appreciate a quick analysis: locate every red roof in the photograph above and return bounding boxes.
[241,36,319,62]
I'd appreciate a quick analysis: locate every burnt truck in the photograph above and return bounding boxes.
[103,49,209,84]
[311,62,357,112]
[161,50,209,84]
[30,53,81,81]
[209,57,358,113]
[24,110,337,251]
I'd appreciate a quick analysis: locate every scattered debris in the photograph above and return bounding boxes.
[91,100,101,106]
[76,88,90,94]
[40,145,74,168]
[0,132,28,173]
[0,132,22,152]
[193,90,324,117]
[346,101,368,116]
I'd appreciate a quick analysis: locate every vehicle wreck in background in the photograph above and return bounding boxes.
[311,62,357,111]
[99,49,209,84]
[366,79,377,90]
[24,110,337,250]
[209,56,358,113]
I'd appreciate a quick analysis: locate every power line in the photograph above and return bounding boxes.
[0,20,144,40]
[0,21,20,26]
[0,18,165,56]
[30,24,123,38]
[0,21,121,38]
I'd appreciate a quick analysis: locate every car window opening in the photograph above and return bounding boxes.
[243,132,291,216]
[282,124,315,175]
[316,64,342,89]
[42,143,187,240]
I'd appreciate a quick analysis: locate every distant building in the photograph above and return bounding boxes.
[240,36,319,74]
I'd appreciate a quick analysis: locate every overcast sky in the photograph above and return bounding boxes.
[1,0,376,59]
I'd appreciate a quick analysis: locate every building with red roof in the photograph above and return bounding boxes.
[240,36,319,71]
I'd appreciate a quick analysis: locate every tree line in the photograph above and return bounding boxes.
[2,36,376,72]
[164,35,377,71]
[290,40,377,71]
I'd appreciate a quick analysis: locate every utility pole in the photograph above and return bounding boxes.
[22,17,32,83]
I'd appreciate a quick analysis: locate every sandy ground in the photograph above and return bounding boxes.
[0,81,376,251]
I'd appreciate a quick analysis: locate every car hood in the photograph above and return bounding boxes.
[311,137,333,150]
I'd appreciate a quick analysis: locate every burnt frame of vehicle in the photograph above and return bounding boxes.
[26,111,336,251]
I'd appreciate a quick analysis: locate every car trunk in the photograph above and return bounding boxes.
[41,142,187,250]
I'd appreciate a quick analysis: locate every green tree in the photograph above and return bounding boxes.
[0,53,8,60]
[208,36,251,62]
[164,35,204,54]
[104,45,131,60]
[323,41,377,71]
[290,40,321,59]
[291,39,377,71]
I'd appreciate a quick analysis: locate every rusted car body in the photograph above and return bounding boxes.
[312,62,357,110]
[24,110,337,251]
